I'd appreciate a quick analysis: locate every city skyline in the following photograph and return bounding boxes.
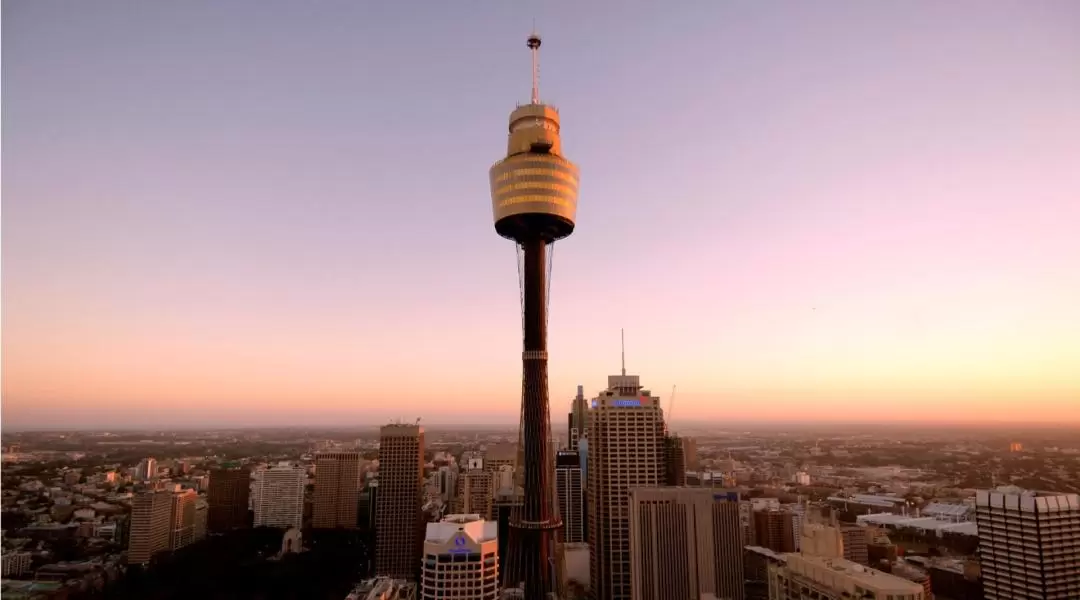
[4,1,1080,429]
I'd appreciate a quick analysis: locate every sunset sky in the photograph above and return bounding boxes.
[3,1,1079,429]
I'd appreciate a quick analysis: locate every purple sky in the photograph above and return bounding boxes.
[3,1,1079,430]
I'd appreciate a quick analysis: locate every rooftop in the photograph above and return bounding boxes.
[786,554,925,594]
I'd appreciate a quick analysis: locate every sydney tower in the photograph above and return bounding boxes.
[489,33,578,599]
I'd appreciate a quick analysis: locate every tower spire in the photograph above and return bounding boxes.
[527,30,542,104]
[621,328,626,376]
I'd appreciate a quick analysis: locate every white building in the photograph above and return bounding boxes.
[253,463,305,529]
[421,514,498,600]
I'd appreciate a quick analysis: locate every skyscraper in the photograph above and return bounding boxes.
[168,489,197,550]
[976,487,1080,600]
[555,450,584,544]
[587,373,666,600]
[207,467,250,533]
[488,32,579,600]
[128,490,172,564]
[375,423,425,581]
[421,514,500,600]
[629,488,745,600]
[253,463,305,529]
[568,385,588,450]
[313,451,361,529]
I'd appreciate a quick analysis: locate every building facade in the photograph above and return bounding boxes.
[420,514,499,600]
[767,553,926,600]
[555,449,584,544]
[375,423,425,581]
[587,373,666,600]
[207,468,250,533]
[128,490,173,564]
[313,452,361,529]
[168,489,197,550]
[254,463,305,529]
[976,487,1080,600]
[629,488,745,600]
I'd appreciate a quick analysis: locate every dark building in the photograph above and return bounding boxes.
[374,424,424,581]
[753,509,796,553]
[663,433,686,486]
[555,450,584,543]
[207,468,250,533]
[840,525,869,565]
[492,488,524,588]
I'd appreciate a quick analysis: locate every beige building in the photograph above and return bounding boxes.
[375,423,425,581]
[421,514,499,599]
[587,373,666,600]
[459,465,495,519]
[768,554,925,600]
[169,488,197,550]
[313,452,361,529]
[629,488,744,600]
[128,490,173,564]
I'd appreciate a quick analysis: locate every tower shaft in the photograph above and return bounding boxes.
[511,236,562,600]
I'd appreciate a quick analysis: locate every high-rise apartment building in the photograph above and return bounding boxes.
[207,467,250,533]
[568,385,588,450]
[768,553,926,600]
[128,490,173,564]
[555,450,584,544]
[169,489,197,550]
[976,487,1080,600]
[375,423,425,581]
[629,488,745,600]
[253,463,305,529]
[313,451,361,529]
[421,514,499,600]
[587,373,666,600]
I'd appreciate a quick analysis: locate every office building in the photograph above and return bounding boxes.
[169,488,197,550]
[136,457,157,481]
[587,372,666,600]
[459,462,495,519]
[484,443,517,473]
[976,486,1080,600]
[253,463,305,529]
[568,385,588,450]
[375,423,425,581]
[193,498,208,541]
[840,526,869,565]
[488,32,580,599]
[555,450,584,543]
[207,467,250,532]
[629,488,744,600]
[492,487,523,589]
[128,490,173,564]
[421,514,499,600]
[767,553,926,600]
[755,509,797,553]
[663,433,687,486]
[313,451,361,529]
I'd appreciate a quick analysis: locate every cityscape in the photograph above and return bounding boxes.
[4,2,1080,600]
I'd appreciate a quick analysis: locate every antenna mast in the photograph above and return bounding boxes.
[620,328,626,376]
[527,30,542,104]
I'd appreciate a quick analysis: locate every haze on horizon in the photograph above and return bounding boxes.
[3,1,1079,431]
